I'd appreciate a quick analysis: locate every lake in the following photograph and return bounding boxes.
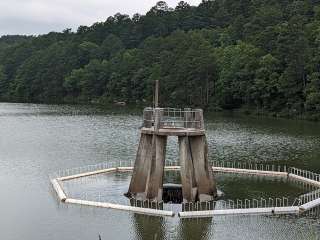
[0,102,320,240]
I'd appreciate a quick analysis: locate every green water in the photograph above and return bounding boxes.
[0,103,319,240]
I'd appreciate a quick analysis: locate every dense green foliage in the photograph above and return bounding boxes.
[1,0,320,119]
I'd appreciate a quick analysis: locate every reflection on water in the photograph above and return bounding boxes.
[209,215,319,239]
[0,102,320,240]
[62,171,313,211]
[178,218,212,240]
[130,214,319,240]
[215,173,315,201]
[206,118,320,169]
[132,214,166,240]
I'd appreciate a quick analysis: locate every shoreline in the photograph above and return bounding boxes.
[0,100,319,123]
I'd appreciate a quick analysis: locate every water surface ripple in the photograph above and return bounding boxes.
[0,103,320,240]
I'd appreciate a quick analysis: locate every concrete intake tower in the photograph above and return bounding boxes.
[126,107,217,203]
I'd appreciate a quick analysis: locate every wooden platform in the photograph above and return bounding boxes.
[141,127,205,136]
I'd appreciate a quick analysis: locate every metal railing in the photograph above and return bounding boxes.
[50,160,132,179]
[74,192,168,211]
[51,160,320,215]
[290,167,320,182]
[298,189,320,205]
[143,107,204,129]
[212,160,288,173]
[182,197,294,212]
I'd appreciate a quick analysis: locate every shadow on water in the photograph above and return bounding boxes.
[177,218,212,240]
[131,215,212,240]
[131,214,166,240]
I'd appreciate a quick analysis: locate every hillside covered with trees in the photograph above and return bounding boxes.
[0,0,320,120]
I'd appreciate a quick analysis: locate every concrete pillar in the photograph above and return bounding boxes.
[189,135,217,201]
[127,133,167,201]
[145,135,167,201]
[179,136,197,202]
[128,107,216,204]
[179,135,217,202]
[127,133,153,199]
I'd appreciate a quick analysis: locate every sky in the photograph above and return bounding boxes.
[0,0,202,36]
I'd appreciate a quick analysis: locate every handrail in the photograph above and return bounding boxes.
[143,107,204,129]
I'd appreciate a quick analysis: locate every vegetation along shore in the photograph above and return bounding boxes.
[0,0,320,120]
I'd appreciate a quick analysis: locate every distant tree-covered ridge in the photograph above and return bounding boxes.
[1,0,320,120]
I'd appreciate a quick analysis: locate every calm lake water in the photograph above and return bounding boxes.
[1,102,320,240]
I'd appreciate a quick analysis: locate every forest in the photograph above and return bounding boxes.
[0,0,320,120]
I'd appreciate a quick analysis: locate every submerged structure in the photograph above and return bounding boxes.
[126,107,217,203]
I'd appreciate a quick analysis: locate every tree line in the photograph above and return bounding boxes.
[0,0,320,120]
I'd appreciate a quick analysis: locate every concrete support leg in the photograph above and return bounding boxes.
[127,134,167,201]
[128,132,215,203]
[145,135,167,201]
[189,136,217,202]
[127,133,153,199]
[179,135,217,202]
[179,136,197,203]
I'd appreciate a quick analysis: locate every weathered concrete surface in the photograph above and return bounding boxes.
[191,136,217,201]
[179,136,197,202]
[145,135,167,201]
[127,134,167,201]
[179,135,217,202]
[128,107,216,203]
[127,133,153,198]
[141,127,205,136]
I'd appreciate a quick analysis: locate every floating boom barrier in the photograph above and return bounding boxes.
[50,161,320,218]
[178,206,300,218]
[65,198,175,217]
